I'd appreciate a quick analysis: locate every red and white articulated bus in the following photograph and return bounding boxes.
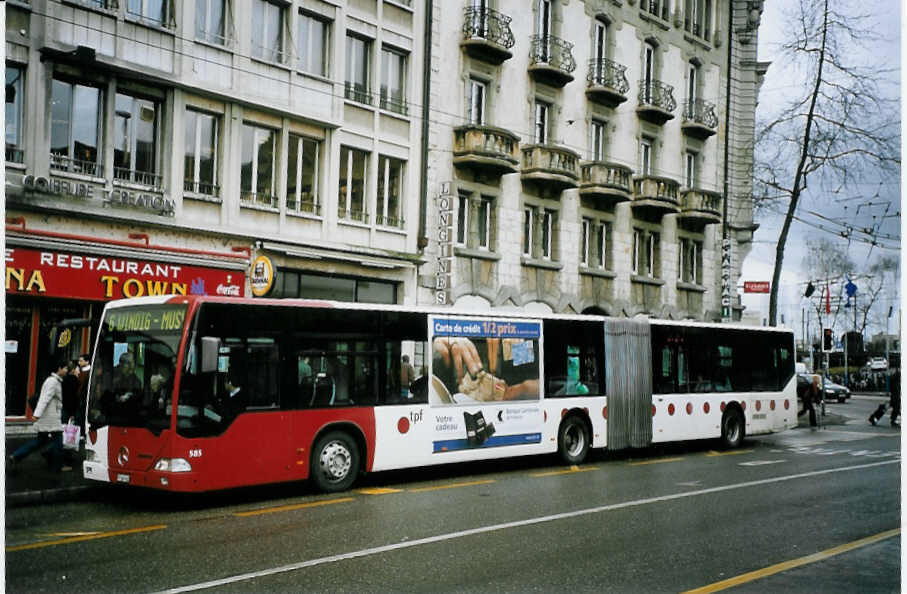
[82,295,796,493]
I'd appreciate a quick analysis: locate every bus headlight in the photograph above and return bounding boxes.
[153,458,192,472]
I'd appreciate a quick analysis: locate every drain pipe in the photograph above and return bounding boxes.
[417,0,434,254]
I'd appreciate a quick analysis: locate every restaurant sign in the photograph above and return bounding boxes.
[5,247,245,300]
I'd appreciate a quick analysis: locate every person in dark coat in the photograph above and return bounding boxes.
[798,375,819,429]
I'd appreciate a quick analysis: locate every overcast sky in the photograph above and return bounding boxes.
[739,0,901,335]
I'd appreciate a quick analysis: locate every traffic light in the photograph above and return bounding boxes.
[822,328,833,352]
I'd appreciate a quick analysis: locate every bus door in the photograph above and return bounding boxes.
[604,319,653,449]
[188,305,293,487]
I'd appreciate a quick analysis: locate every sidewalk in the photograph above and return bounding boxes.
[5,434,100,507]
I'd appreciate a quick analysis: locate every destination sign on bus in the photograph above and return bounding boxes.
[432,318,540,339]
[105,305,187,333]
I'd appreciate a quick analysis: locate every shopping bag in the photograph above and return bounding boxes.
[63,419,81,451]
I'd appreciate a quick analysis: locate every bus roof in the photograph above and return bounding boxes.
[102,295,792,334]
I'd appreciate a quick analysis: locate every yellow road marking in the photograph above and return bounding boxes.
[531,466,598,477]
[706,449,754,457]
[628,457,683,466]
[683,528,901,593]
[357,487,403,495]
[7,524,166,552]
[410,479,495,492]
[234,497,354,517]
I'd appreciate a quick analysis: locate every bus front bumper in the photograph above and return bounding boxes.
[82,461,198,491]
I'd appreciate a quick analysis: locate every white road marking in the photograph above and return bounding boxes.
[156,459,899,593]
[739,460,787,466]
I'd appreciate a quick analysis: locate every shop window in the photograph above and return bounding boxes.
[240,122,278,207]
[50,78,103,176]
[114,92,161,188]
[251,0,286,63]
[184,108,220,196]
[345,34,372,104]
[196,0,229,45]
[5,65,24,164]
[380,47,408,115]
[338,146,369,223]
[297,11,330,76]
[287,134,320,214]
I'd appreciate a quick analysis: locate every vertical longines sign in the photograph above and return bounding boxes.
[435,182,454,305]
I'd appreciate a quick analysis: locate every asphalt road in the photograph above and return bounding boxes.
[6,397,900,593]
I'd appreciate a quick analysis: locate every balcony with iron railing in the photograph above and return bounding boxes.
[345,82,374,106]
[338,208,370,224]
[376,214,405,228]
[636,80,676,125]
[114,167,163,190]
[184,179,221,197]
[631,175,681,218]
[379,90,408,116]
[461,6,515,65]
[241,191,278,209]
[453,124,520,176]
[679,188,721,225]
[681,98,718,139]
[586,59,630,107]
[50,153,103,177]
[521,144,580,192]
[528,35,576,87]
[579,162,633,207]
[287,198,321,216]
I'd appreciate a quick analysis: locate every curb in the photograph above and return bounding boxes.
[7,485,102,508]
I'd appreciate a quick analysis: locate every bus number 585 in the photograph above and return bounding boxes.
[188,449,203,458]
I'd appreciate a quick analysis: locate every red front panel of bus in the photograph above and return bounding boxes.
[104,408,376,492]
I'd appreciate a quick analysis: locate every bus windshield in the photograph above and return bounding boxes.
[87,304,187,434]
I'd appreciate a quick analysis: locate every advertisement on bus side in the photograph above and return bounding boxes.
[429,316,542,453]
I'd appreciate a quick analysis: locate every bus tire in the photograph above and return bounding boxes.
[311,431,360,492]
[721,408,745,449]
[558,415,590,465]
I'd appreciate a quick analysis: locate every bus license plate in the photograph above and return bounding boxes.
[117,473,130,484]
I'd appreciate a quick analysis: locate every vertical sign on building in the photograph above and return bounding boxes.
[721,238,732,320]
[435,182,454,305]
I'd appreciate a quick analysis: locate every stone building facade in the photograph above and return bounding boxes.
[420,0,765,318]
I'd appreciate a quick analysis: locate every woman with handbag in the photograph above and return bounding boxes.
[8,362,72,472]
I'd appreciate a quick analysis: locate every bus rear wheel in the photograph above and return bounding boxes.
[558,416,590,465]
[721,408,745,449]
[311,431,360,492]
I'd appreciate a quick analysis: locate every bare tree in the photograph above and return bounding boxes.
[755,0,900,326]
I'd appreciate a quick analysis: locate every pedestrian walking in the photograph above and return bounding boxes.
[869,370,900,427]
[798,375,819,429]
[8,362,72,472]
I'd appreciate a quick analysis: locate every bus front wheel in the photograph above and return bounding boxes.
[558,416,590,465]
[721,408,745,449]
[311,431,360,492]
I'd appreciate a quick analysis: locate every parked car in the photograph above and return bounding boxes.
[870,357,889,371]
[796,373,850,403]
